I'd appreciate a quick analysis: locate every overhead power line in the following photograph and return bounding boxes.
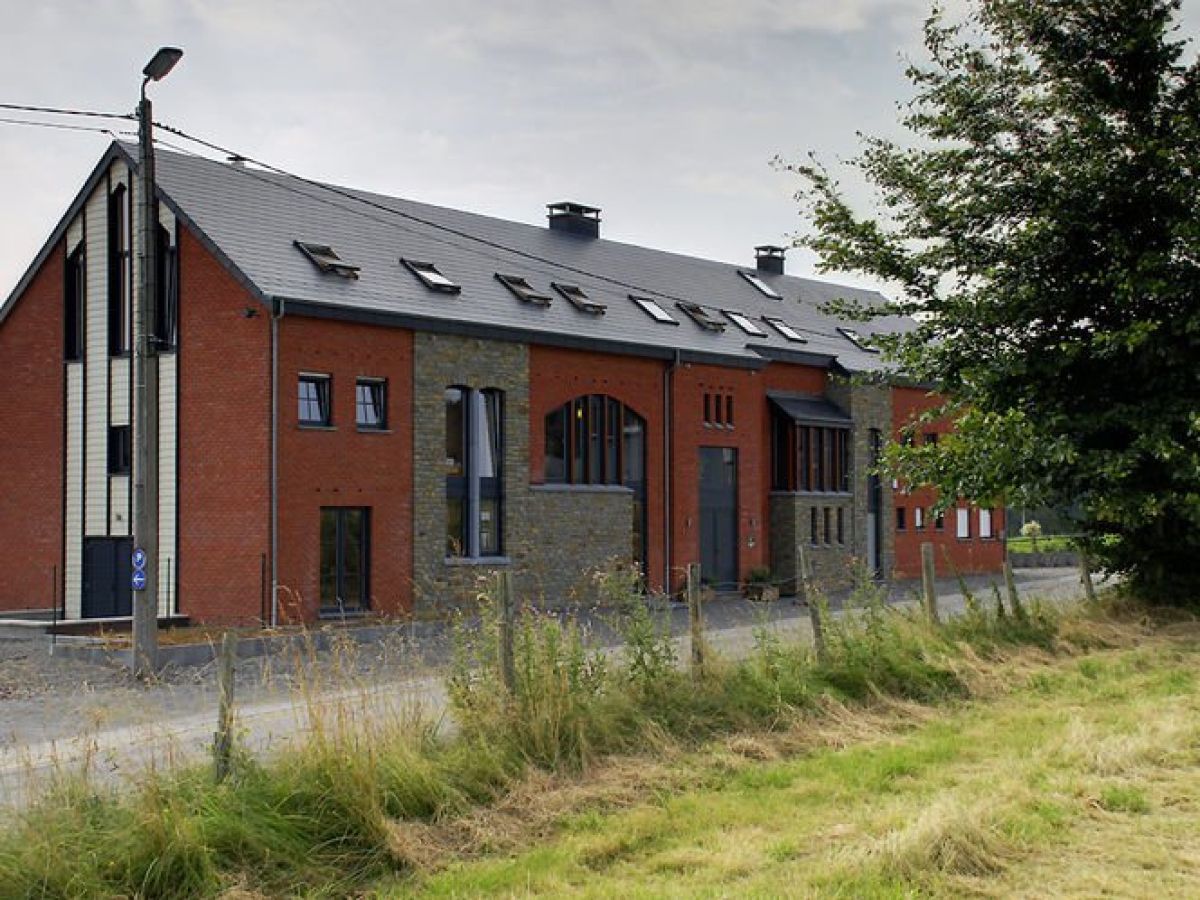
[0,102,135,121]
[0,116,134,137]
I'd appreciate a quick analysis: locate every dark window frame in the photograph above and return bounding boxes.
[446,386,505,558]
[65,244,85,361]
[769,407,850,494]
[107,184,131,357]
[107,425,131,476]
[496,273,552,306]
[295,240,360,278]
[551,281,606,314]
[298,373,333,427]
[763,316,807,343]
[676,301,726,332]
[155,223,179,351]
[355,378,388,431]
[319,506,370,613]
[402,258,461,294]
[896,506,907,531]
[630,294,678,325]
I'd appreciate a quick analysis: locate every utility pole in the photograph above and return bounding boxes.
[132,47,183,678]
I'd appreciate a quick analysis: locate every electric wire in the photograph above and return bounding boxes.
[0,102,135,121]
[0,116,134,137]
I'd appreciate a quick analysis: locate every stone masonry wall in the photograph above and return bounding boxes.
[411,334,634,611]
[770,494,856,591]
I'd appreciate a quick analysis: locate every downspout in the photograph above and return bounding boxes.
[269,297,284,627]
[663,349,681,593]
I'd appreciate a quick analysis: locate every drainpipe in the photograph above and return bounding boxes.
[663,349,681,593]
[269,297,284,627]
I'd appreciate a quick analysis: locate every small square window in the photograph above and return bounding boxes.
[676,301,726,332]
[356,379,387,430]
[294,241,360,278]
[631,295,678,324]
[763,316,807,343]
[402,259,461,293]
[107,425,131,475]
[299,374,332,426]
[496,273,552,306]
[723,310,768,337]
[738,270,782,299]
[552,282,606,314]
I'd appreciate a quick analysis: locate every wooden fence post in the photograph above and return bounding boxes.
[1079,549,1098,604]
[798,544,827,663]
[921,542,940,624]
[686,562,706,678]
[1003,559,1020,613]
[497,569,517,693]
[214,631,237,783]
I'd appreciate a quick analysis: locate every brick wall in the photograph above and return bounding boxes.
[176,229,271,624]
[891,385,1005,578]
[275,316,414,621]
[0,243,65,611]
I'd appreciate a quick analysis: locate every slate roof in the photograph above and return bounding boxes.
[5,142,915,372]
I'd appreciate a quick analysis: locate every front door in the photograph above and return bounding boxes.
[699,447,738,588]
[81,537,133,618]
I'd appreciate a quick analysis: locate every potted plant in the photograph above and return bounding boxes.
[744,567,779,603]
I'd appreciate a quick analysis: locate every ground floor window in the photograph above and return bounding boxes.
[320,507,369,612]
[979,508,994,539]
[956,507,971,539]
[446,386,504,557]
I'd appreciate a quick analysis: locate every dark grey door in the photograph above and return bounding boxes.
[699,447,738,588]
[81,537,133,619]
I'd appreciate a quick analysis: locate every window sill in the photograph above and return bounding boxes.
[109,351,132,360]
[531,483,633,495]
[444,555,512,567]
[356,427,392,435]
[318,607,370,620]
[769,490,853,499]
[298,424,336,431]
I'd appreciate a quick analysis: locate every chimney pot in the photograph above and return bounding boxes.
[755,244,786,275]
[548,201,601,238]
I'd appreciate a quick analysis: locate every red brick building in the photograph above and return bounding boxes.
[0,144,1003,623]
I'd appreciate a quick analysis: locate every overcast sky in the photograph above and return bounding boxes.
[2,0,1197,300]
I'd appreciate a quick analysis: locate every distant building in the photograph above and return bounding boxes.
[0,143,1003,624]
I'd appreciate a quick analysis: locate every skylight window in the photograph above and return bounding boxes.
[763,316,807,343]
[677,301,726,333]
[402,258,461,294]
[295,241,360,279]
[630,295,678,325]
[723,310,768,337]
[496,273,552,306]
[837,326,880,353]
[552,282,606,315]
[738,270,781,300]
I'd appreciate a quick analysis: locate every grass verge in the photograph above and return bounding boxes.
[0,574,1163,898]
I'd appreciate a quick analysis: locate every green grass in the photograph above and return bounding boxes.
[1007,534,1077,553]
[387,622,1200,898]
[0,576,1147,898]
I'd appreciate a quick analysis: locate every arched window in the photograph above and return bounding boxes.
[446,386,504,557]
[544,395,646,564]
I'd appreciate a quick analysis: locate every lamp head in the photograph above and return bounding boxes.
[142,47,183,82]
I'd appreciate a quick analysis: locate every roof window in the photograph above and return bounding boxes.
[739,270,781,299]
[723,310,768,337]
[553,282,606,314]
[764,316,807,343]
[837,326,880,353]
[630,295,678,325]
[496,273,552,306]
[402,258,461,294]
[677,301,726,333]
[295,241,359,279]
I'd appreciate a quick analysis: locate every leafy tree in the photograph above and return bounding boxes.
[787,0,1200,602]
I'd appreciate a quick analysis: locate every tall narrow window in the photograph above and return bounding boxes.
[956,507,971,539]
[979,508,994,539]
[837,506,846,545]
[107,425,131,475]
[896,507,907,531]
[320,507,369,612]
[355,379,387,430]
[65,245,84,361]
[810,507,819,545]
[446,386,505,558]
[108,185,131,355]
[156,223,178,350]
[298,374,332,426]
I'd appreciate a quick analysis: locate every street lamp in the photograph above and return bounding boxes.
[132,46,182,677]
